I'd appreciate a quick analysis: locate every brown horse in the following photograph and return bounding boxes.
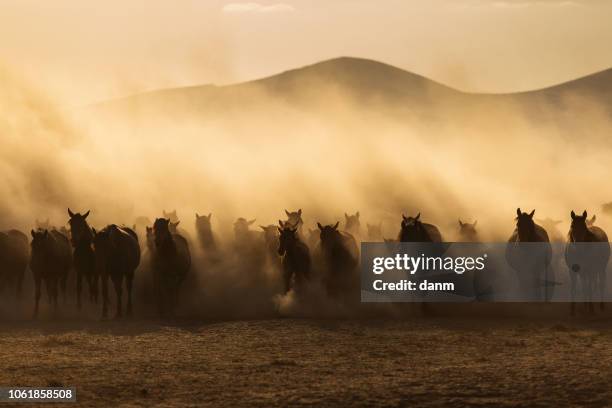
[506,208,553,301]
[344,212,361,238]
[30,229,72,317]
[317,222,359,299]
[565,210,610,313]
[67,209,98,309]
[0,229,29,299]
[398,213,442,242]
[93,225,141,318]
[152,218,191,315]
[278,222,311,294]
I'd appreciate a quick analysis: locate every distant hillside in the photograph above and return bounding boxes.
[89,57,612,123]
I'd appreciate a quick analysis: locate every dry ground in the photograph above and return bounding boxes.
[0,315,611,407]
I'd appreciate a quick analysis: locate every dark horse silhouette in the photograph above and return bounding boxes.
[0,229,29,299]
[68,209,97,309]
[344,212,361,238]
[506,208,553,301]
[93,225,141,318]
[565,210,610,314]
[152,218,191,315]
[398,213,443,243]
[278,221,311,294]
[317,222,359,299]
[30,229,72,317]
[195,213,217,253]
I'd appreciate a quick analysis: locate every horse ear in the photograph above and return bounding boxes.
[415,213,420,221]
[174,221,180,227]
[402,214,408,221]
[345,213,349,219]
[473,220,478,227]
[83,210,90,219]
[208,213,212,219]
[592,215,597,222]
[582,210,587,218]
[333,221,339,230]
[92,227,97,235]
[571,210,576,219]
[278,220,285,227]
[356,211,360,218]
[248,219,256,225]
[31,229,35,238]
[317,222,323,230]
[277,227,283,233]
[260,226,266,231]
[68,208,74,218]
[297,209,302,215]
[458,219,464,226]
[516,208,521,217]
[195,213,200,219]
[285,210,290,216]
[43,230,48,237]
[529,209,535,218]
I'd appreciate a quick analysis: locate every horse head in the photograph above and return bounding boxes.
[67,208,92,246]
[570,210,589,242]
[515,208,536,242]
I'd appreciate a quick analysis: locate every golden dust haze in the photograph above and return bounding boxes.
[0,1,611,242]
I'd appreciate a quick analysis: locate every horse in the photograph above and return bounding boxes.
[398,213,443,242]
[261,224,281,272]
[307,227,320,250]
[30,229,72,317]
[565,210,610,314]
[195,213,217,253]
[93,225,141,318]
[317,222,359,299]
[506,208,553,301]
[344,212,361,239]
[152,218,191,315]
[68,209,98,309]
[0,229,29,299]
[284,209,303,231]
[366,222,383,242]
[458,219,479,242]
[535,218,565,243]
[278,222,311,294]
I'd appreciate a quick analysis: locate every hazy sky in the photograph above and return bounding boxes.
[1,0,611,105]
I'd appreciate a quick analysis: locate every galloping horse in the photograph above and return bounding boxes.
[93,225,141,318]
[68,209,97,309]
[278,222,311,294]
[506,208,553,301]
[565,210,610,313]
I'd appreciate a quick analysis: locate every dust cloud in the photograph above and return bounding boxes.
[1,59,611,318]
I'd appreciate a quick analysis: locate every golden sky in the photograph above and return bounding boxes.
[1,0,611,105]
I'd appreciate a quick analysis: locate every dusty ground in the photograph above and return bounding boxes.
[0,316,611,407]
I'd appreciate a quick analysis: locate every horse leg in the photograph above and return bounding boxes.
[112,274,123,319]
[33,274,41,319]
[53,278,59,314]
[45,278,52,305]
[101,272,109,319]
[570,272,577,316]
[125,271,134,317]
[76,270,83,310]
[16,269,24,300]
[60,273,67,304]
[587,274,594,314]
[599,269,606,311]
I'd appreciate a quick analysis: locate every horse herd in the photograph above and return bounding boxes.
[0,207,609,318]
